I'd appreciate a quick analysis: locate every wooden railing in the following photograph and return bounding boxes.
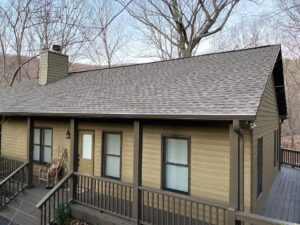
[281,148,300,168]
[0,162,28,208]
[73,172,133,220]
[235,211,295,225]
[0,156,24,178]
[139,186,228,225]
[36,172,73,225]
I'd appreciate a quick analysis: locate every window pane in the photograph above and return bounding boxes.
[34,129,40,144]
[82,134,92,159]
[33,145,40,161]
[44,129,52,146]
[105,155,120,178]
[43,146,51,163]
[104,133,121,155]
[165,164,188,192]
[165,138,188,165]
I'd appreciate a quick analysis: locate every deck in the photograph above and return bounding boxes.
[0,179,48,225]
[261,165,300,223]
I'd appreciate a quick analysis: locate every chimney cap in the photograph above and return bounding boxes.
[52,45,62,52]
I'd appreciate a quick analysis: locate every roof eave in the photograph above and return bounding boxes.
[0,112,256,121]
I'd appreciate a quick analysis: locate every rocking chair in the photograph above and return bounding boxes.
[38,149,67,187]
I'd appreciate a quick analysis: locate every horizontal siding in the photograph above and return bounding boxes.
[1,118,27,160]
[142,124,230,205]
[252,74,279,213]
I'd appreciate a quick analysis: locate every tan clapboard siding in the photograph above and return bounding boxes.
[244,129,252,213]
[252,74,279,213]
[142,124,230,205]
[33,119,71,175]
[78,122,134,183]
[1,118,27,160]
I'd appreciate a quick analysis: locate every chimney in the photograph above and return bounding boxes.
[39,45,68,85]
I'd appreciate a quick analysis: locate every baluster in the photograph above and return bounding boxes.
[151,192,154,224]
[216,208,219,225]
[172,196,175,225]
[209,206,212,225]
[162,194,164,225]
[196,203,199,225]
[147,191,150,223]
[40,207,43,225]
[189,201,192,225]
[203,205,205,225]
[156,193,159,225]
[184,199,186,225]
[43,204,46,225]
[167,195,170,225]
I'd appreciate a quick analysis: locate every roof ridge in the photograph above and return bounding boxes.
[68,44,281,75]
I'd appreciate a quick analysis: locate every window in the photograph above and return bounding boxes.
[81,133,93,159]
[162,136,189,194]
[33,128,52,164]
[102,132,122,179]
[257,137,263,198]
[274,130,279,167]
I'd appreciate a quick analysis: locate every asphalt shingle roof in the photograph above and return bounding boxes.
[0,45,282,119]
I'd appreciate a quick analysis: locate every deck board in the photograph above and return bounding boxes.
[261,166,300,223]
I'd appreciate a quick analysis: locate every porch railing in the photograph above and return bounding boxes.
[73,172,133,220]
[281,148,300,168]
[139,186,227,225]
[0,156,24,178]
[235,211,295,225]
[0,161,28,208]
[36,172,73,225]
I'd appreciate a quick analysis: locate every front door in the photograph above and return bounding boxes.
[78,130,94,175]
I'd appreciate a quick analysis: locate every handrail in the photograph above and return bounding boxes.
[73,172,133,188]
[235,211,295,225]
[0,162,28,186]
[36,171,73,209]
[139,185,228,210]
[0,161,28,208]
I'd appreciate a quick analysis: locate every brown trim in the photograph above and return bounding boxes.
[33,127,53,164]
[27,117,34,188]
[0,112,256,121]
[101,131,122,180]
[161,135,191,195]
[78,130,95,175]
[257,137,263,199]
[132,120,143,222]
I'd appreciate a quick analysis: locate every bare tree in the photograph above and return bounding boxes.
[118,0,240,59]
[84,1,128,67]
[275,0,300,58]
[0,0,36,85]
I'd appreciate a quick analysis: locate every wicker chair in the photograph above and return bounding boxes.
[38,149,67,187]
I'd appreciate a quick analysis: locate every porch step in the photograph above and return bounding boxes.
[71,204,135,225]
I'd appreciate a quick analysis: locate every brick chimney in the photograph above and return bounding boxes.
[39,45,68,85]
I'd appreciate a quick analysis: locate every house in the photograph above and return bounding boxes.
[0,45,287,225]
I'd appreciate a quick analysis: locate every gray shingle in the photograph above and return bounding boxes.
[0,45,282,119]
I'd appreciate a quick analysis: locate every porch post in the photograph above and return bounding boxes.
[227,120,241,225]
[27,117,34,188]
[70,118,78,200]
[133,120,143,224]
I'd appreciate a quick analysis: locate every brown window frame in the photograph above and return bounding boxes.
[102,131,122,180]
[33,127,53,164]
[161,135,191,195]
[257,137,263,199]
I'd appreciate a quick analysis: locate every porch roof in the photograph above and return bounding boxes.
[0,45,286,120]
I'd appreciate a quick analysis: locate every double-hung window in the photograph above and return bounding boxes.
[162,136,189,194]
[102,132,122,179]
[33,128,52,164]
